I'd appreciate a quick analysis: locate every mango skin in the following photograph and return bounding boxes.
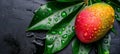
[75,3,114,43]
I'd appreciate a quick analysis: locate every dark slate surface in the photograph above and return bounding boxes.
[0,0,120,54]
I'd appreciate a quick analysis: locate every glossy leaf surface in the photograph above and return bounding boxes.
[72,38,92,54]
[44,4,84,53]
[27,1,83,31]
[97,33,111,54]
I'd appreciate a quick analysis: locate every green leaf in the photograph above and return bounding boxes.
[56,0,82,2]
[110,0,120,7]
[27,1,83,31]
[115,8,120,21]
[72,38,92,54]
[111,27,118,36]
[44,3,84,54]
[97,33,111,54]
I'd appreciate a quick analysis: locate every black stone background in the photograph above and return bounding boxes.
[0,0,120,54]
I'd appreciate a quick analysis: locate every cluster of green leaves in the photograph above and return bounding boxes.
[27,0,120,54]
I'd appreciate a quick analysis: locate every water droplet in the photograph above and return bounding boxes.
[62,28,65,31]
[117,8,120,12]
[62,34,67,38]
[115,15,119,18]
[89,36,92,39]
[98,30,101,32]
[104,51,109,54]
[48,18,52,21]
[51,31,56,34]
[72,26,75,30]
[85,24,88,26]
[58,31,62,35]
[110,25,113,28]
[104,39,108,44]
[47,8,52,13]
[102,26,105,29]
[91,34,94,37]
[95,31,97,33]
[54,18,58,22]
[61,11,67,18]
[84,32,88,36]
[112,19,114,23]
[61,40,65,43]
[77,19,80,22]
[94,28,97,30]
[47,45,53,48]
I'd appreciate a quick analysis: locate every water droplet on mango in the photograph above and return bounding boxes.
[84,32,88,36]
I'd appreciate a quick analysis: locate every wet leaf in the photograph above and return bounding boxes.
[111,27,118,36]
[97,33,111,54]
[110,0,120,7]
[27,1,83,31]
[115,8,120,21]
[44,4,84,54]
[72,38,92,54]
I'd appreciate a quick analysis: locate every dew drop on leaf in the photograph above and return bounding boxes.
[72,26,75,30]
[47,8,52,13]
[62,28,65,31]
[117,8,120,12]
[104,51,109,54]
[104,39,108,44]
[51,31,56,34]
[61,11,67,18]
[58,31,62,35]
[62,34,67,38]
[89,36,92,39]
[115,15,119,19]
[61,40,65,44]
[47,44,53,48]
